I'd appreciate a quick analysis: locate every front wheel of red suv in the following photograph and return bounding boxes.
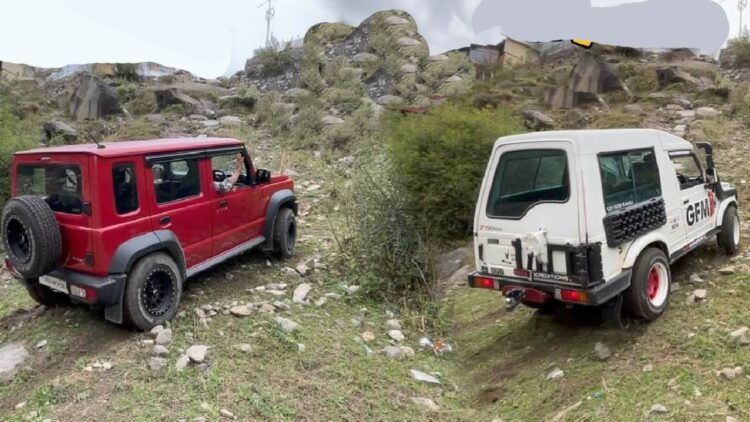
[272,208,296,259]
[123,252,182,331]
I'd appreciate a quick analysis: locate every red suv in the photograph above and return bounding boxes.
[2,138,297,330]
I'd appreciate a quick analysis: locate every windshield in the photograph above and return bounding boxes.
[486,149,570,219]
[16,164,83,214]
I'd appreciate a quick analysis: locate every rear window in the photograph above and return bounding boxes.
[16,164,83,214]
[599,148,661,213]
[486,149,570,219]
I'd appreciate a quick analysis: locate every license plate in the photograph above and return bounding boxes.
[40,276,68,294]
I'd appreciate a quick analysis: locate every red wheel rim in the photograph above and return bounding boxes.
[647,266,660,300]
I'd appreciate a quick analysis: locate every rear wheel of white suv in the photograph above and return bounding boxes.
[624,248,671,321]
[123,252,183,331]
[717,205,740,256]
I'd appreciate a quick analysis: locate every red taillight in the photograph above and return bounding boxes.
[475,277,495,290]
[70,285,97,302]
[559,289,588,304]
[514,269,530,278]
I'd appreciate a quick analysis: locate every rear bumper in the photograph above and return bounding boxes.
[467,269,632,306]
[22,268,126,307]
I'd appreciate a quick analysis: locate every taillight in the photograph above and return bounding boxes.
[475,277,495,290]
[558,289,588,304]
[70,285,97,302]
[514,269,530,278]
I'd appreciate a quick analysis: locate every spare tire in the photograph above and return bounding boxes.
[1,196,62,279]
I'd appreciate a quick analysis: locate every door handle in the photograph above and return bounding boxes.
[219,200,229,209]
[159,216,172,226]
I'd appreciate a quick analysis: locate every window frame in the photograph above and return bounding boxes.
[668,151,705,190]
[152,158,204,205]
[597,147,662,214]
[209,150,254,190]
[16,163,84,215]
[485,148,571,221]
[111,162,140,216]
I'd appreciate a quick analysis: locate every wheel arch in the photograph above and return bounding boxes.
[622,233,670,269]
[262,189,298,250]
[717,198,738,227]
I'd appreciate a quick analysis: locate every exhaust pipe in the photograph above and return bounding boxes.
[504,289,526,312]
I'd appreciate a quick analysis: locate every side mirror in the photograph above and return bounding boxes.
[256,169,272,184]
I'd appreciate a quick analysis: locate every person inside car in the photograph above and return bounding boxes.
[214,153,245,193]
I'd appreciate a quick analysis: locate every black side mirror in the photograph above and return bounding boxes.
[256,169,272,184]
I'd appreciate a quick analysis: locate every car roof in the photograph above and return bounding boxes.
[495,129,694,155]
[15,138,245,158]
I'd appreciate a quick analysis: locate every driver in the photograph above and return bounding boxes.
[214,153,244,193]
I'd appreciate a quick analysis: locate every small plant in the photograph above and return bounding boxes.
[0,101,36,205]
[256,37,295,77]
[728,37,750,67]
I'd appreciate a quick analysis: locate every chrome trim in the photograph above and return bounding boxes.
[186,236,265,278]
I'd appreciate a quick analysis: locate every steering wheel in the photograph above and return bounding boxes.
[213,169,227,182]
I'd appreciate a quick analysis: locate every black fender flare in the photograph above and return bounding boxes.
[104,230,186,324]
[263,189,298,250]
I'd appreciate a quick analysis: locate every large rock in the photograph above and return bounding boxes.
[544,87,599,109]
[43,121,78,143]
[523,110,555,129]
[153,88,200,112]
[69,74,122,121]
[438,247,472,279]
[569,53,622,94]
[0,343,28,383]
[656,66,702,88]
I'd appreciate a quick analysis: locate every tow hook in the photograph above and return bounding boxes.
[504,289,526,312]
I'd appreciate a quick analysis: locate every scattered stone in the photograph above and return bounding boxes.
[276,317,300,333]
[292,283,312,303]
[429,54,450,62]
[150,325,165,336]
[43,121,78,143]
[376,95,404,106]
[400,64,418,74]
[321,115,345,126]
[385,319,402,331]
[643,364,654,372]
[546,368,565,381]
[383,346,415,360]
[689,274,705,285]
[175,355,190,370]
[273,301,290,311]
[0,342,29,382]
[650,404,668,414]
[696,107,720,118]
[259,303,276,313]
[238,344,252,353]
[671,282,681,293]
[149,357,168,371]
[523,110,556,129]
[345,285,361,295]
[624,104,644,115]
[385,15,411,25]
[230,305,253,318]
[35,340,48,349]
[219,409,235,419]
[153,345,169,356]
[145,114,167,125]
[352,52,379,63]
[282,267,302,278]
[444,75,463,83]
[719,266,736,275]
[410,397,439,411]
[410,369,441,384]
[325,293,342,300]
[361,331,376,342]
[155,329,173,345]
[594,342,612,361]
[388,330,405,342]
[15,402,26,410]
[719,366,743,380]
[314,297,328,307]
[186,345,209,363]
[219,116,243,127]
[730,327,750,345]
[693,289,708,300]
[297,343,306,353]
[398,37,422,47]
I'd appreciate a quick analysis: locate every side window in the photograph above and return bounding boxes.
[211,153,249,186]
[112,163,139,215]
[153,159,202,204]
[670,153,704,190]
[599,148,661,213]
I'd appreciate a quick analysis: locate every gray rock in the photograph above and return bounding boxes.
[696,106,720,118]
[410,369,441,384]
[352,53,379,63]
[276,317,299,333]
[282,267,302,278]
[594,342,612,361]
[297,343,306,353]
[186,345,209,363]
[650,404,668,414]
[690,274,705,284]
[70,74,122,121]
[219,116,243,127]
[295,263,312,276]
[175,354,190,370]
[400,64,418,74]
[383,346,415,360]
[201,120,220,128]
[386,16,411,25]
[719,266,736,275]
[149,357,168,371]
[155,329,173,345]
[43,121,78,143]
[145,114,167,125]
[546,368,565,381]
[346,285,361,295]
[153,88,200,112]
[293,283,312,303]
[410,397,439,411]
[284,88,311,99]
[153,345,169,356]
[321,115,345,126]
[0,342,29,382]
[719,367,743,380]
[438,247,471,279]
[444,75,463,83]
[385,319,402,331]
[398,37,422,47]
[314,297,328,307]
[523,110,556,129]
[238,344,252,353]
[624,104,644,115]
[388,330,405,342]
[729,327,750,345]
[229,305,253,318]
[429,54,450,62]
[694,289,708,300]
[220,409,235,419]
[35,340,48,349]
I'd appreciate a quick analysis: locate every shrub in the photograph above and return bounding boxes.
[385,103,523,239]
[219,86,259,110]
[728,37,750,67]
[256,37,295,77]
[0,104,36,205]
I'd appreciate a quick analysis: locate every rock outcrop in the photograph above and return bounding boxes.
[69,74,122,121]
[545,52,622,109]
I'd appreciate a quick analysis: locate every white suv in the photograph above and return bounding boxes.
[469,129,739,323]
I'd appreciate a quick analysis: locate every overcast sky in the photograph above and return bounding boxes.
[0,0,742,78]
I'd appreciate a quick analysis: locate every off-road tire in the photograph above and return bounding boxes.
[1,196,62,279]
[272,207,296,258]
[123,253,182,331]
[624,248,670,321]
[717,205,740,256]
[25,279,69,307]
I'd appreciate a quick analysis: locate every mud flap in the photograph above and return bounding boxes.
[104,274,127,325]
[601,294,629,329]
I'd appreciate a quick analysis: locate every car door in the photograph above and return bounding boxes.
[669,151,714,244]
[146,157,213,269]
[209,151,263,255]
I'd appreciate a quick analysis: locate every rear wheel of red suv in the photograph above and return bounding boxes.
[25,279,69,307]
[123,252,183,331]
[272,207,296,258]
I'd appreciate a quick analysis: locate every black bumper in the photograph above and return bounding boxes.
[23,269,126,307]
[468,269,632,306]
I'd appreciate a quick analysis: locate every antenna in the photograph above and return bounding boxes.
[258,0,276,47]
[740,0,749,38]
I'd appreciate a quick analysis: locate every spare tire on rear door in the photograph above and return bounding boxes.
[2,196,62,279]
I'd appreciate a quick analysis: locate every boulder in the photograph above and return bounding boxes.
[569,53,622,94]
[43,121,78,143]
[385,16,411,26]
[69,74,122,121]
[696,107,720,118]
[398,37,422,47]
[400,64,418,74]
[656,66,701,88]
[544,87,599,109]
[153,88,200,112]
[523,110,556,129]
[219,116,243,127]
[438,247,471,279]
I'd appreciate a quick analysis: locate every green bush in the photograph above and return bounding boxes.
[256,38,295,77]
[0,104,36,205]
[385,103,522,239]
[728,37,750,67]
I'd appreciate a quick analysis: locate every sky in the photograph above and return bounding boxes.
[0,0,743,79]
